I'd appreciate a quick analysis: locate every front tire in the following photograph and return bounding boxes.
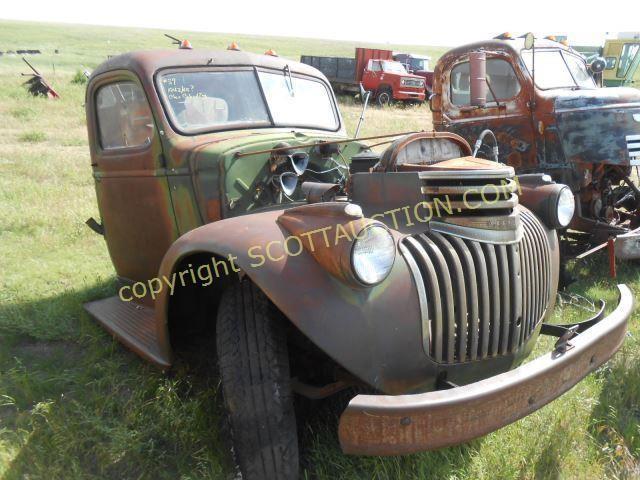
[376,87,392,106]
[216,280,299,480]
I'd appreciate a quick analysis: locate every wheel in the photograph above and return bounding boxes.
[216,280,299,480]
[376,88,392,107]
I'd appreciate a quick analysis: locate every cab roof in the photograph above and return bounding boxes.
[442,37,573,59]
[90,48,327,82]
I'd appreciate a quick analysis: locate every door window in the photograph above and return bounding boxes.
[450,58,521,106]
[96,82,153,149]
[370,60,382,72]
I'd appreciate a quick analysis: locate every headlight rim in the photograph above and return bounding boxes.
[350,223,396,286]
[554,185,575,228]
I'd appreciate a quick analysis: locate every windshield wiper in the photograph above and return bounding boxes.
[283,65,295,96]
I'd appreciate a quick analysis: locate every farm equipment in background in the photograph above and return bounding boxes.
[21,57,60,99]
[301,47,426,106]
[430,33,640,261]
[393,52,434,95]
[576,34,640,88]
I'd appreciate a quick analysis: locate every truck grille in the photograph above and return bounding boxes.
[402,78,424,88]
[419,164,517,218]
[400,208,551,364]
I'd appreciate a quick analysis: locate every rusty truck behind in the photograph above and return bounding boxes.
[431,34,640,259]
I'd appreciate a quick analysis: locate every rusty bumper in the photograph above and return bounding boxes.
[338,284,633,456]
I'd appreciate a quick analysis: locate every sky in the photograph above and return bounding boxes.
[2,0,639,47]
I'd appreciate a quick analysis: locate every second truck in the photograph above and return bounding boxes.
[301,47,426,106]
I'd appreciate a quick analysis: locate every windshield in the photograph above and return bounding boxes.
[522,50,596,89]
[409,58,428,71]
[257,71,338,130]
[381,61,408,74]
[159,69,338,133]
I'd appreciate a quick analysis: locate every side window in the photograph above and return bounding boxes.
[450,62,471,105]
[450,58,521,106]
[370,60,382,72]
[96,82,153,150]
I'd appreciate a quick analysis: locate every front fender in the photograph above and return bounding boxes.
[155,206,429,394]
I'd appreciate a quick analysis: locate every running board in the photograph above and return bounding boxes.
[84,296,171,368]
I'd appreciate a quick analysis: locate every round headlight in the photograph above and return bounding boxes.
[556,187,575,227]
[351,225,396,285]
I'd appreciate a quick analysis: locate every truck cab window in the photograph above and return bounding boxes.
[450,58,520,106]
[370,60,382,72]
[96,82,153,149]
[617,44,640,78]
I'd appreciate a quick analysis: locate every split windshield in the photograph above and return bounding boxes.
[522,49,595,89]
[159,69,339,133]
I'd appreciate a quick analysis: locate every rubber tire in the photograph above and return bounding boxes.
[216,280,299,480]
[377,88,392,107]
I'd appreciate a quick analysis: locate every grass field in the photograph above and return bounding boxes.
[0,19,639,480]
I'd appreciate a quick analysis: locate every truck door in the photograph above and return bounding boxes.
[362,59,382,92]
[438,56,536,169]
[88,72,178,283]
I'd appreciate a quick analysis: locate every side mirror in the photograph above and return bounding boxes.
[358,82,371,105]
[359,82,366,99]
[469,51,487,107]
[524,32,535,50]
[590,57,607,74]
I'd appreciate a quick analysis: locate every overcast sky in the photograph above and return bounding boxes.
[2,0,639,46]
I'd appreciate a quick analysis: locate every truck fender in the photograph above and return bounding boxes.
[154,204,427,394]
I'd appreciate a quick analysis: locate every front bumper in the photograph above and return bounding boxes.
[338,284,633,456]
[394,90,426,101]
[615,230,640,260]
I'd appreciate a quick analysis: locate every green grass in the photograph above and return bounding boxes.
[17,131,46,143]
[0,19,639,480]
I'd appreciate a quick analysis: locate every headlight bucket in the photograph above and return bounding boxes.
[277,203,397,288]
[518,179,575,229]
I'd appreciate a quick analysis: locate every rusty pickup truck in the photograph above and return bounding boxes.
[83,45,633,479]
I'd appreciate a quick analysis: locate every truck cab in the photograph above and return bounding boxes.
[83,46,631,480]
[393,52,434,95]
[361,58,426,105]
[431,36,640,248]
